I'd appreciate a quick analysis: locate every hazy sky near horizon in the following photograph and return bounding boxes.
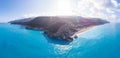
[0,0,57,22]
[0,0,120,22]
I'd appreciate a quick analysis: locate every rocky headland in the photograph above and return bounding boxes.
[10,16,109,42]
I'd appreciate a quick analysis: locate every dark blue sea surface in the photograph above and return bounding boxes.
[0,23,120,58]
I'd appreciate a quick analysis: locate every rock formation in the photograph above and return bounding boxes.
[10,16,109,42]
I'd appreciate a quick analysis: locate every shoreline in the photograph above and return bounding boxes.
[10,16,109,41]
[71,26,94,38]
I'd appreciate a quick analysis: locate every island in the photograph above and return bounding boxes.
[10,16,109,42]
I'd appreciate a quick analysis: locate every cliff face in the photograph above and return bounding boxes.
[10,16,109,41]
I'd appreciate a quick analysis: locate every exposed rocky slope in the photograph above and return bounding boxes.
[10,16,109,41]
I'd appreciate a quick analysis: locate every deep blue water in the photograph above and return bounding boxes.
[0,23,120,58]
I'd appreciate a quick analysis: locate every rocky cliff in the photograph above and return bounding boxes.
[10,16,109,42]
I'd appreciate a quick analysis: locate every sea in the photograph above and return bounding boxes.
[0,23,120,58]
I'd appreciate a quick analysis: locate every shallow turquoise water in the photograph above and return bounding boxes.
[0,23,120,58]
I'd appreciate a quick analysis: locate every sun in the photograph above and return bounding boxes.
[54,0,75,16]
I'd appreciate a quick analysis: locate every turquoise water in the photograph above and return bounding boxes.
[0,23,120,58]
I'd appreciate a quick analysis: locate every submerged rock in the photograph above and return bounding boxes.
[10,16,109,42]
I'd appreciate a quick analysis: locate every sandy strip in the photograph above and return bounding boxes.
[71,26,94,38]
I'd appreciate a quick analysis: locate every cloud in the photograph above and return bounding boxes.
[111,0,120,7]
[76,0,120,22]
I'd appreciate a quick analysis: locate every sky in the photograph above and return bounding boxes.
[0,0,120,22]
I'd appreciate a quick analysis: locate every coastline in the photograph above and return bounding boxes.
[10,16,109,41]
[71,26,94,39]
